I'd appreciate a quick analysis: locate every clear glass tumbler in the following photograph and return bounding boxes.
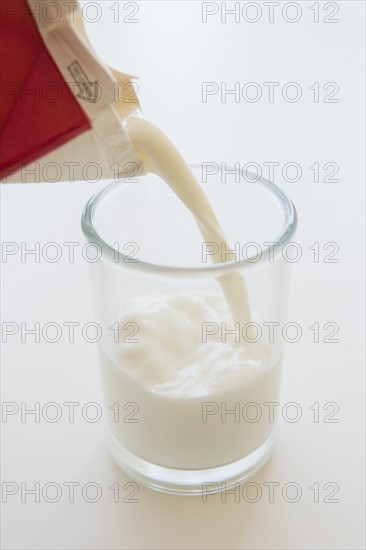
[81,164,297,495]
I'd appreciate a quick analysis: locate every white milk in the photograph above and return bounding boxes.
[99,294,281,469]
[99,115,280,469]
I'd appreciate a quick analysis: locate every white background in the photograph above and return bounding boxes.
[1,1,365,548]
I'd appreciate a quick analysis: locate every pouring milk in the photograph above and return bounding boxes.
[97,114,281,470]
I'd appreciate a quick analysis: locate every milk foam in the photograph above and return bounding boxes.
[116,294,267,397]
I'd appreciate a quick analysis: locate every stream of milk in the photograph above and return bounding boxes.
[124,115,251,328]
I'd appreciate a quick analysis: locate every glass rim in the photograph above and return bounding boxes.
[81,164,298,277]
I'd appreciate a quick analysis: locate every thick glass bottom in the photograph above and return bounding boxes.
[107,431,275,496]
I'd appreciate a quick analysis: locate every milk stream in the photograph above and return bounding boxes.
[124,115,251,328]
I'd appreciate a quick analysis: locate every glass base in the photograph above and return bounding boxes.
[107,432,275,496]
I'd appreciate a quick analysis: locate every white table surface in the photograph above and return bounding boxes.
[1,2,365,549]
